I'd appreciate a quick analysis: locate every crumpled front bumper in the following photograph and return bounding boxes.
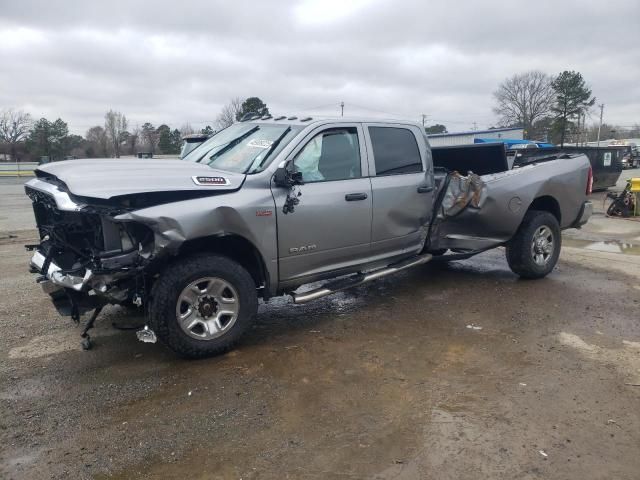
[30,250,95,294]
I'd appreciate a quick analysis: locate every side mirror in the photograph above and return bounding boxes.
[274,164,304,187]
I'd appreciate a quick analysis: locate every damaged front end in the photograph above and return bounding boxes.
[25,177,155,318]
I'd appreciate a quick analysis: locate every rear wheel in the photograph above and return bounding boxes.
[149,254,257,358]
[506,210,561,279]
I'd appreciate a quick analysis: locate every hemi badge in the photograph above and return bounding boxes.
[192,176,230,186]
[256,210,273,217]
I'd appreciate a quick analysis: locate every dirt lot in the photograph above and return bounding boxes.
[2,174,640,479]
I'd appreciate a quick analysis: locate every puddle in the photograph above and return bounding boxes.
[562,238,640,255]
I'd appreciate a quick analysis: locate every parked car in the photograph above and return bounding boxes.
[25,117,593,357]
[180,133,212,159]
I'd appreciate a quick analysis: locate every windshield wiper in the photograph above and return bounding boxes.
[250,126,292,172]
[202,126,260,164]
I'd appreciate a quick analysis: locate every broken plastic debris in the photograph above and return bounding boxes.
[136,326,157,343]
[466,324,483,330]
[519,382,527,386]
[539,450,548,458]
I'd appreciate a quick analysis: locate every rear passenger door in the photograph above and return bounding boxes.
[365,124,435,259]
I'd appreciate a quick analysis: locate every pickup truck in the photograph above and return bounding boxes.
[25,116,593,357]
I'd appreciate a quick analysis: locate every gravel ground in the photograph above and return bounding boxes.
[1,171,640,479]
[1,231,640,479]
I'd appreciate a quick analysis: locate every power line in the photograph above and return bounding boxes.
[296,103,342,112]
[345,103,408,119]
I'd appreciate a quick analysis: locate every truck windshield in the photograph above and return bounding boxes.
[183,123,301,173]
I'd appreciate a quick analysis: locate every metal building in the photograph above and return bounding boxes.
[427,127,524,147]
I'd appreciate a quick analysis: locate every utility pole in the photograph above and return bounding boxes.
[472,122,477,131]
[596,103,604,147]
[421,114,428,127]
[340,101,344,117]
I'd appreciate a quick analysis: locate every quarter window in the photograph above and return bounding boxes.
[293,128,361,182]
[369,127,423,176]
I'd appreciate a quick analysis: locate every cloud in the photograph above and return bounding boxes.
[0,0,638,135]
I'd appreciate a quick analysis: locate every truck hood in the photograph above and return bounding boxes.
[36,158,246,200]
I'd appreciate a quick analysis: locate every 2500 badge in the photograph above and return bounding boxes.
[192,176,230,186]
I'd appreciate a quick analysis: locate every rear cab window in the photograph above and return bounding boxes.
[368,126,424,176]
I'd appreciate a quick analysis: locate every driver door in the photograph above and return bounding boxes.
[272,124,372,286]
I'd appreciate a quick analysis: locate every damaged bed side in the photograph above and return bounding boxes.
[426,143,593,255]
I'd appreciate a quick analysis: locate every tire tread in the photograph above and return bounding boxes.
[506,210,561,279]
[148,253,257,358]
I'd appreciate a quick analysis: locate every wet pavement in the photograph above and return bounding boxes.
[2,171,640,479]
[1,230,640,479]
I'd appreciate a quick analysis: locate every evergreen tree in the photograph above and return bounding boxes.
[171,128,182,153]
[551,71,595,146]
[236,97,269,120]
[157,124,173,154]
[27,117,70,159]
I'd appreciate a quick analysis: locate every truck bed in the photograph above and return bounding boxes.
[429,151,591,252]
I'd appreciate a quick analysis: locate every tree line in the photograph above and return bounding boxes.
[0,96,270,162]
[492,69,639,145]
[2,82,637,161]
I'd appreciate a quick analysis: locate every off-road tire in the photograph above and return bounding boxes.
[506,210,561,279]
[149,254,257,358]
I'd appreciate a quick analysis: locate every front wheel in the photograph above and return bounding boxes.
[506,210,561,279]
[149,254,258,358]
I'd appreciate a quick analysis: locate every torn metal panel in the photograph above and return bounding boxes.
[439,172,487,218]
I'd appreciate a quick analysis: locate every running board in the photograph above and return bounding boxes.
[292,253,433,304]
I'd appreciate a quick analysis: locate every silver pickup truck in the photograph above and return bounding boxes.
[25,117,593,357]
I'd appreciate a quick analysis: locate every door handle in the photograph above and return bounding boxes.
[345,193,368,201]
[417,185,434,193]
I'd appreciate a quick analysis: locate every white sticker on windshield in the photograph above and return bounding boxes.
[247,139,273,149]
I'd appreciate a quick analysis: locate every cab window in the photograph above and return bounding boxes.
[369,127,423,176]
[294,128,361,182]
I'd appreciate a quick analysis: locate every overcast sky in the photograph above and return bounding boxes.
[1,0,638,135]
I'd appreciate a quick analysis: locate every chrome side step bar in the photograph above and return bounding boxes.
[292,253,433,304]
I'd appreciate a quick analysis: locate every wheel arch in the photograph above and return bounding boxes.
[527,195,561,224]
[176,234,270,298]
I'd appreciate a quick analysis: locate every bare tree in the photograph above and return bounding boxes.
[86,126,108,157]
[126,125,140,155]
[104,110,128,158]
[493,71,554,139]
[140,123,159,154]
[179,123,195,136]
[0,108,32,160]
[215,97,242,130]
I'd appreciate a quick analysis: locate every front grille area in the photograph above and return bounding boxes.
[26,186,107,269]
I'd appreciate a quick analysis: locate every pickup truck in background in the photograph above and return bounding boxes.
[25,116,593,357]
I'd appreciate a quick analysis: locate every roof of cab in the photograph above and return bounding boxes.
[242,116,423,129]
